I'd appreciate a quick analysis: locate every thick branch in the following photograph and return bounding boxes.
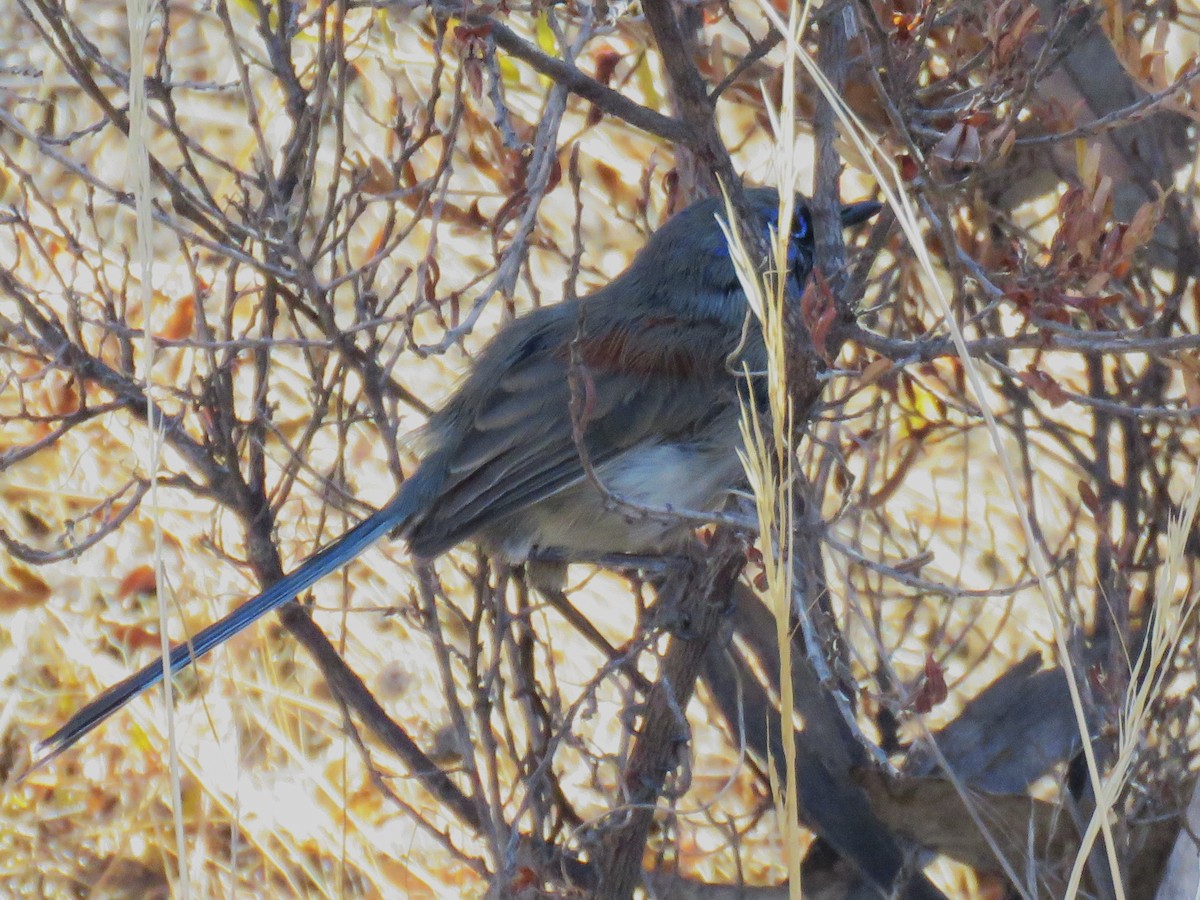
[640,0,740,196]
[811,1,852,310]
[479,14,690,144]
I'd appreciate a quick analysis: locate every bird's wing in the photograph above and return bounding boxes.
[31,309,751,765]
[406,312,746,556]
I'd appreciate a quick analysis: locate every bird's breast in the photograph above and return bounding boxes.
[481,429,744,563]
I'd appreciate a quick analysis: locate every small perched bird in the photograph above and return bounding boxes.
[35,188,879,765]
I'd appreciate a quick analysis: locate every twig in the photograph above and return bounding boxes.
[597,534,746,898]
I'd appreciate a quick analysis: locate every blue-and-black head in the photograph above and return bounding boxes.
[744,188,882,288]
[628,187,881,311]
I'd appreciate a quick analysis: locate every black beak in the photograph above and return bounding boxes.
[840,200,883,228]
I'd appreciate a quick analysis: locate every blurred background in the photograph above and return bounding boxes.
[2,0,1200,897]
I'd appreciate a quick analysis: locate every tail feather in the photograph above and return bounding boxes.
[31,493,415,770]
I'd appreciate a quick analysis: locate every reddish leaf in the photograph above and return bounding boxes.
[109,622,163,653]
[158,294,195,341]
[118,566,157,599]
[593,48,621,86]
[913,654,948,714]
[453,23,492,42]
[802,269,837,364]
[1017,367,1070,407]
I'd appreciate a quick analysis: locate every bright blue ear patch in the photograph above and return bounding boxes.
[792,212,810,241]
[711,205,809,265]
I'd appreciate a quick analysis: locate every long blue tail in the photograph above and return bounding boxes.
[32,493,414,769]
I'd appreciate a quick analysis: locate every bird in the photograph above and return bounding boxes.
[34,188,880,766]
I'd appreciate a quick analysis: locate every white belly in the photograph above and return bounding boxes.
[483,439,743,561]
